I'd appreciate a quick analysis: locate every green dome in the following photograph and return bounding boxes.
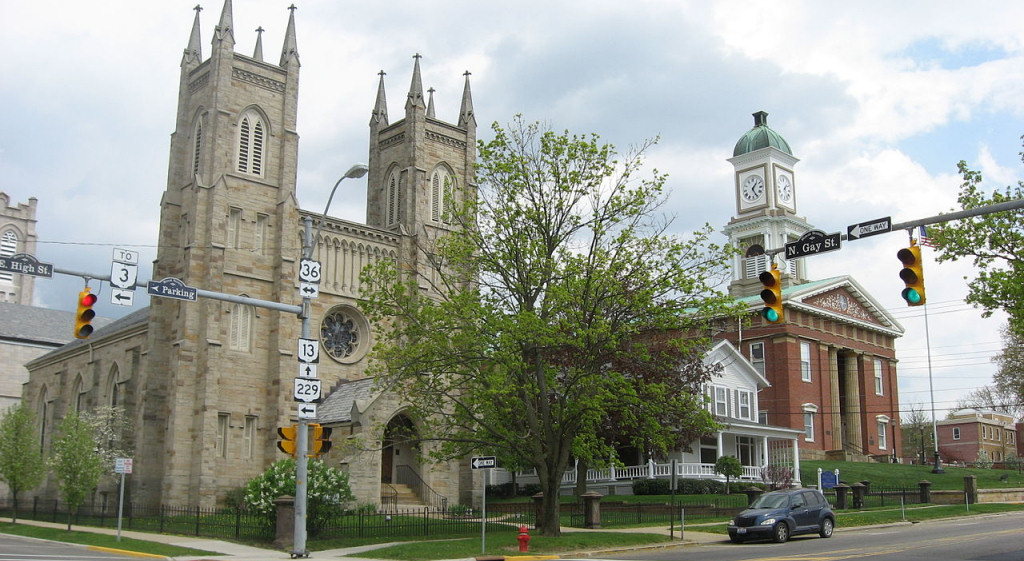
[733,111,792,157]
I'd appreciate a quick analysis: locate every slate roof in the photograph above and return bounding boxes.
[0,302,116,346]
[318,377,376,423]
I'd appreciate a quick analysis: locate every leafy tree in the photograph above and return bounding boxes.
[50,412,105,530]
[714,455,743,494]
[363,117,740,536]
[975,449,993,469]
[991,324,1024,421]
[0,404,45,523]
[80,406,134,483]
[899,403,935,465]
[928,147,1024,337]
[243,458,353,536]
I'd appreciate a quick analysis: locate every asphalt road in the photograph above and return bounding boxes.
[594,511,1024,561]
[0,533,136,561]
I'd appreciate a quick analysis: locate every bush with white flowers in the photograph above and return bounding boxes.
[243,458,354,534]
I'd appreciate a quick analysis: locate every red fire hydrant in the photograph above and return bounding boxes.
[517,525,531,552]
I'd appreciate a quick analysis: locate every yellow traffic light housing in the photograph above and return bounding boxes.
[758,264,784,324]
[277,425,298,457]
[74,288,98,339]
[897,241,926,306]
[310,423,333,457]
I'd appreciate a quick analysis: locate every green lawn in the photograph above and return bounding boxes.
[0,522,217,557]
[800,460,1024,490]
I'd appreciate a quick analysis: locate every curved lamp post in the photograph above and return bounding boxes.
[305,163,370,260]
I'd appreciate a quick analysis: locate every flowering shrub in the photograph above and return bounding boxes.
[243,458,354,534]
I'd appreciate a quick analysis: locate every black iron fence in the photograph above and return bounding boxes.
[0,498,274,542]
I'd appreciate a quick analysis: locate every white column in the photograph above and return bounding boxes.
[792,437,801,485]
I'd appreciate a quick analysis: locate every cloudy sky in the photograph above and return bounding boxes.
[2,1,1022,419]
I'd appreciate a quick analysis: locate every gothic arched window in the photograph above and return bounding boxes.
[192,117,204,179]
[0,230,17,282]
[237,110,266,176]
[430,166,456,224]
[385,168,400,226]
[230,301,253,352]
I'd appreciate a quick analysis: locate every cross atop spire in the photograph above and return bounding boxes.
[213,0,235,48]
[182,4,204,67]
[371,69,389,126]
[253,26,264,61]
[280,3,300,67]
[406,53,425,111]
[459,70,476,129]
[426,87,436,119]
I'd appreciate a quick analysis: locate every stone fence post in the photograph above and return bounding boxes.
[580,491,603,529]
[742,486,763,506]
[964,475,978,505]
[273,495,295,549]
[918,480,932,503]
[850,482,866,509]
[832,483,850,509]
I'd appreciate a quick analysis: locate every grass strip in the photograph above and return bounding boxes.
[351,531,672,561]
[0,522,218,557]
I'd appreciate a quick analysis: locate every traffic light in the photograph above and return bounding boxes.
[758,264,784,324]
[74,288,98,339]
[311,423,333,457]
[897,241,926,306]
[277,425,298,457]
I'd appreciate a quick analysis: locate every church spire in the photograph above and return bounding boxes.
[405,53,425,112]
[426,87,436,119]
[458,71,476,128]
[213,0,235,49]
[182,5,203,67]
[371,70,388,126]
[280,4,300,67]
[253,26,264,61]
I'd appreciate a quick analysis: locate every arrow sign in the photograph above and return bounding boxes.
[111,288,135,307]
[299,363,318,379]
[299,282,319,299]
[297,403,317,420]
[847,217,891,240]
[471,456,497,469]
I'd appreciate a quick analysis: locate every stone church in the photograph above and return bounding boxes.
[24,0,477,509]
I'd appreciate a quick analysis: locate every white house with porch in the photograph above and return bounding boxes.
[498,340,804,493]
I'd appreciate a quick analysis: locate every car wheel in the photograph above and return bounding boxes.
[772,522,790,543]
[820,517,834,538]
[729,534,745,544]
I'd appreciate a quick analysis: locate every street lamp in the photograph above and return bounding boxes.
[306,163,370,260]
[293,163,368,558]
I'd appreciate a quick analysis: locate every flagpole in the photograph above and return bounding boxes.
[918,226,944,474]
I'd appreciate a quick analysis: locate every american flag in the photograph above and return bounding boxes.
[919,225,937,248]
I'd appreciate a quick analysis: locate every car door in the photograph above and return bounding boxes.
[797,491,824,530]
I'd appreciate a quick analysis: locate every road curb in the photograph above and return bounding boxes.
[88,544,169,559]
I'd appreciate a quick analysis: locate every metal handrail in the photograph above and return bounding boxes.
[380,484,398,512]
[395,465,448,512]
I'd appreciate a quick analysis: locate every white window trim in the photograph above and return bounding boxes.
[874,358,884,396]
[802,403,818,442]
[800,341,812,382]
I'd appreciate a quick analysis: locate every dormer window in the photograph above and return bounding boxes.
[237,110,266,176]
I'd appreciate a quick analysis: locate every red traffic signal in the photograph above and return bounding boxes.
[74,289,98,339]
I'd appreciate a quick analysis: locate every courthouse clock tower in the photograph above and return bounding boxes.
[722,111,815,298]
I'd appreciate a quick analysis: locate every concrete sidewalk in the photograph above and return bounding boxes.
[1,517,723,561]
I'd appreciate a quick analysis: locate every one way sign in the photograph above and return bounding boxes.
[471,456,496,469]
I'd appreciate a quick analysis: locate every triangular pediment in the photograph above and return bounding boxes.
[786,275,903,336]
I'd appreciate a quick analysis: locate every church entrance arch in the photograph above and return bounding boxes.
[380,414,419,486]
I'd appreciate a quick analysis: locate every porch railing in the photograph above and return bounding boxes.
[512,460,765,486]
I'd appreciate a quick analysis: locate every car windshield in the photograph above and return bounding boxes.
[750,493,790,509]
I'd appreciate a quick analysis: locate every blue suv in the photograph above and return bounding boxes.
[728,488,835,543]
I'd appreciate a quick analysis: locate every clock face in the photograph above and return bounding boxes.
[777,174,793,205]
[742,174,765,202]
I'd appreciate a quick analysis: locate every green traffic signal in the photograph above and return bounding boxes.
[897,243,926,307]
